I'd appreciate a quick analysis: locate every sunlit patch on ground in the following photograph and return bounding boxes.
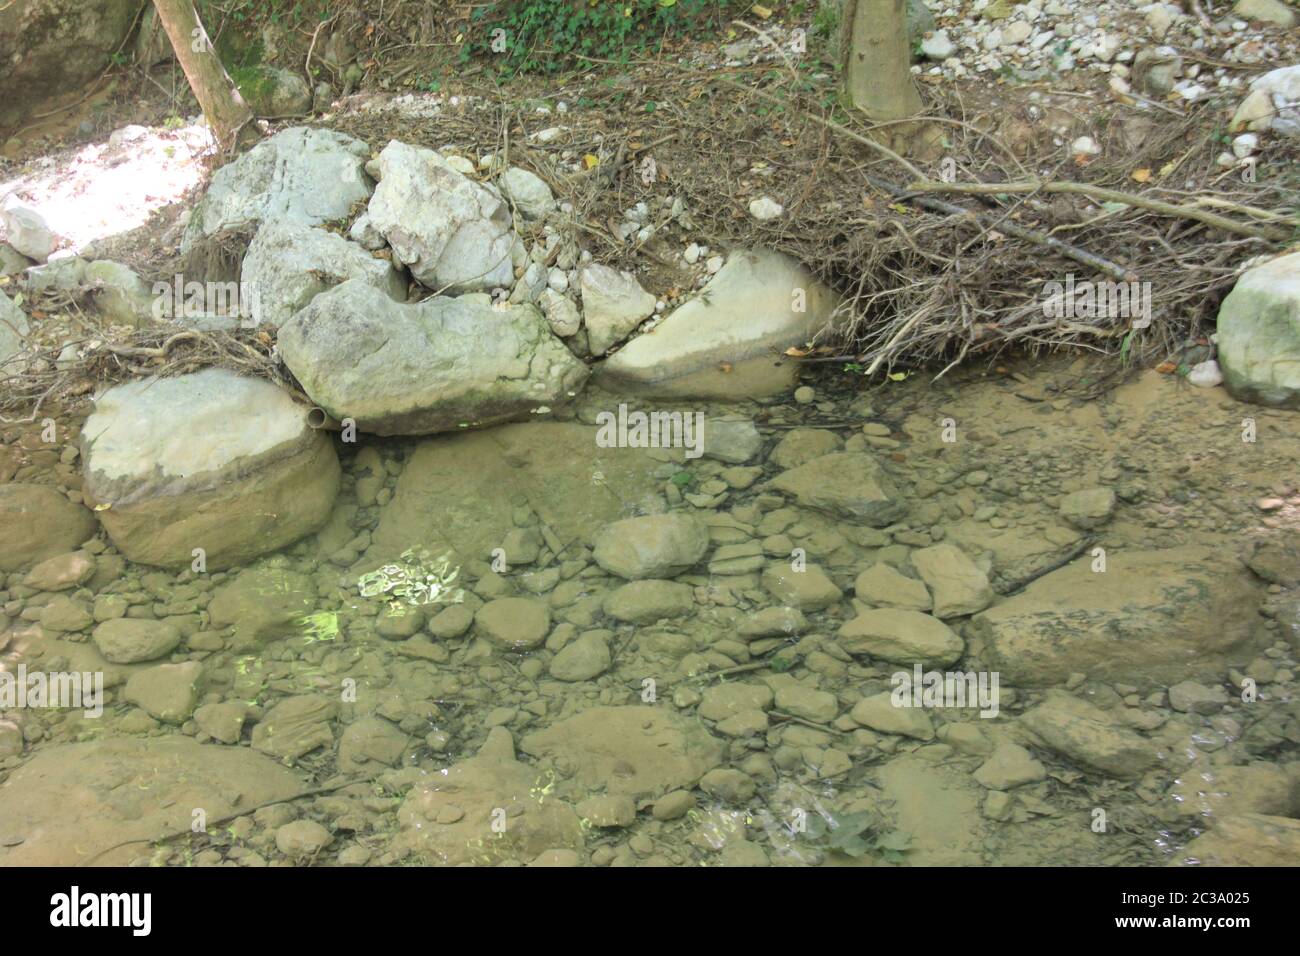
[0,121,214,255]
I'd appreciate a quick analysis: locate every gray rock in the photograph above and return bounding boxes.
[236,66,312,116]
[241,221,405,328]
[497,167,555,219]
[579,263,656,355]
[702,418,762,464]
[366,140,515,292]
[0,0,139,135]
[1218,251,1300,408]
[539,288,581,337]
[338,716,409,771]
[279,280,588,436]
[595,249,841,399]
[1167,680,1228,715]
[181,127,372,252]
[592,513,709,580]
[1,196,56,261]
[81,369,340,570]
[85,260,154,327]
[0,242,32,275]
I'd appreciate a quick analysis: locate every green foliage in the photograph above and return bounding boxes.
[804,810,912,861]
[464,0,735,75]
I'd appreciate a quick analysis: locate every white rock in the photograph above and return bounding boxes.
[365,140,515,293]
[181,127,372,253]
[1002,22,1033,46]
[1232,133,1259,158]
[498,167,556,220]
[539,288,581,337]
[921,30,957,60]
[579,264,656,355]
[1071,136,1101,156]
[748,196,784,221]
[1,195,57,262]
[1187,359,1224,388]
[683,243,702,264]
[241,221,406,328]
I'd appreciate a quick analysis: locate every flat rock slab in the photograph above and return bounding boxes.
[0,737,304,865]
[367,422,665,570]
[595,249,840,399]
[520,705,724,805]
[972,545,1260,686]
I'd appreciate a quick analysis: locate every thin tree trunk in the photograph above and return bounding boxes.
[842,0,922,120]
[151,0,258,152]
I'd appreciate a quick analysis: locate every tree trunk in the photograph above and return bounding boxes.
[151,0,258,152]
[841,0,922,120]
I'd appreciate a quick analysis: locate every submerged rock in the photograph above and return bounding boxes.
[0,484,96,572]
[520,706,724,803]
[1171,814,1300,867]
[278,280,588,436]
[909,543,993,618]
[595,249,840,399]
[768,452,907,526]
[592,513,709,580]
[1019,691,1158,779]
[0,737,304,865]
[395,727,584,865]
[181,127,372,251]
[367,423,664,569]
[240,220,406,328]
[972,546,1259,686]
[838,608,965,667]
[365,140,515,292]
[80,369,341,570]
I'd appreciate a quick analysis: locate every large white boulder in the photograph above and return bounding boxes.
[180,127,372,251]
[81,368,340,569]
[1217,251,1300,408]
[241,221,406,328]
[365,141,516,292]
[278,279,589,435]
[595,249,840,398]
